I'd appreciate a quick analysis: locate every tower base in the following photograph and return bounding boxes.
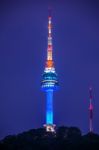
[43,124,56,132]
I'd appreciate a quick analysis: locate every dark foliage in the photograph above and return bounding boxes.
[0,126,99,150]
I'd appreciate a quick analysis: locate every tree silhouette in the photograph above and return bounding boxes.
[0,126,99,150]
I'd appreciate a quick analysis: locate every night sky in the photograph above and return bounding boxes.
[0,0,99,139]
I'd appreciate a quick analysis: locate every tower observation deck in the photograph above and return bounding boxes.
[41,15,59,132]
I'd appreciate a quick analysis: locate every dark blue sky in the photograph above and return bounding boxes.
[0,0,99,139]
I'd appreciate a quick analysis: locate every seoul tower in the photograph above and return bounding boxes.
[41,14,59,132]
[89,86,93,132]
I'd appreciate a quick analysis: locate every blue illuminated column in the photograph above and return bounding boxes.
[46,89,53,124]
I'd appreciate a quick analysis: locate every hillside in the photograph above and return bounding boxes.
[0,126,99,150]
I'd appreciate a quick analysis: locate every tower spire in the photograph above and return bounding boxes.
[89,86,93,132]
[46,13,54,68]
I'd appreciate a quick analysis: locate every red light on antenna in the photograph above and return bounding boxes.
[89,103,93,110]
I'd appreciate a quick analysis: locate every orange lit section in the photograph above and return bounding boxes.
[46,60,54,68]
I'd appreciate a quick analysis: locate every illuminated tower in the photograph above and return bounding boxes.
[89,87,93,132]
[41,15,59,132]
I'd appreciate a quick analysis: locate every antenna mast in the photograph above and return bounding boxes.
[89,86,93,132]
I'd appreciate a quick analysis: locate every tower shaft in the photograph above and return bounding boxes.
[46,90,53,124]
